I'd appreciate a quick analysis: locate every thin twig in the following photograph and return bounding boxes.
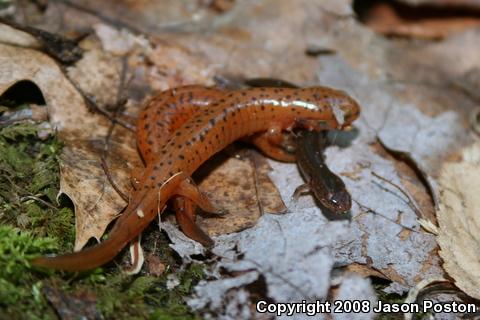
[353,199,421,234]
[20,195,58,210]
[103,55,131,155]
[100,157,129,202]
[52,0,144,35]
[371,171,422,216]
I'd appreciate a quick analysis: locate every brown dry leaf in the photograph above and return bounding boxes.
[193,148,286,237]
[437,142,480,300]
[0,40,136,250]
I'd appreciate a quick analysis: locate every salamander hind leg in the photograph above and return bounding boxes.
[173,197,214,248]
[249,127,296,162]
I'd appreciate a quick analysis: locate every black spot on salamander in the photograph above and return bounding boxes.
[259,88,266,92]
[177,145,182,149]
[176,131,182,136]
[186,141,192,146]
[143,114,148,119]
[153,165,159,170]
[188,92,193,102]
[150,176,156,180]
[179,155,185,160]
[215,134,219,139]
[161,150,167,154]
[286,95,291,99]
[200,134,205,142]
[160,161,164,166]
[241,92,247,96]
[168,160,172,165]
[185,125,191,129]
[147,140,153,145]
[219,99,226,103]
[156,121,163,127]
[209,118,216,126]
[169,171,174,176]
[261,105,265,111]
[221,126,225,131]
[252,97,257,101]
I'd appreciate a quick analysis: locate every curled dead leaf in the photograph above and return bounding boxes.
[437,141,480,299]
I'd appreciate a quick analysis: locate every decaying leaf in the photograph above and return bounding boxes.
[437,142,480,300]
[194,148,286,237]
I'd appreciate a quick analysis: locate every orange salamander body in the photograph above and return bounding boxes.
[32,85,360,271]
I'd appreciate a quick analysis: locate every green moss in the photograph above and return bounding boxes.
[0,225,58,318]
[0,123,74,250]
[0,121,204,319]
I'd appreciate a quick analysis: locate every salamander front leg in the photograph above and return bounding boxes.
[249,127,296,162]
[292,182,312,200]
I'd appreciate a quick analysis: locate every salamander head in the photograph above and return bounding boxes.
[298,87,361,131]
[319,188,352,213]
[324,88,360,129]
[307,163,352,214]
